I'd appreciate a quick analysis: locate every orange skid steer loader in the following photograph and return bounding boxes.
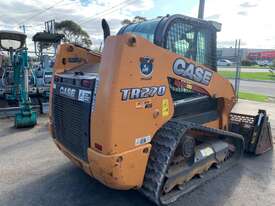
[48,15,273,205]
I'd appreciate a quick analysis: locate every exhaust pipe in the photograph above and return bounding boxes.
[198,0,205,19]
[101,19,110,41]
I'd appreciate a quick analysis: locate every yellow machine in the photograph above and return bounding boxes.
[49,15,273,205]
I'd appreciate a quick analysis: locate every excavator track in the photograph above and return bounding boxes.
[140,120,244,205]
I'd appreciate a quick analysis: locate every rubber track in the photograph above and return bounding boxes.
[140,120,244,205]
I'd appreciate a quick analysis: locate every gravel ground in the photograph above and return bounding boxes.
[0,100,274,206]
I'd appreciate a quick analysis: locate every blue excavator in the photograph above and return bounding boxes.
[0,30,36,127]
[32,31,64,113]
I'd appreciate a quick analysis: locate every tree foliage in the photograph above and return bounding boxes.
[55,20,92,48]
[121,16,147,25]
[241,60,254,66]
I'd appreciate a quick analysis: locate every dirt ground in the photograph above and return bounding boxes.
[0,100,274,206]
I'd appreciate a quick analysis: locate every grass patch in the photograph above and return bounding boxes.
[238,92,269,102]
[218,71,275,81]
[241,65,266,69]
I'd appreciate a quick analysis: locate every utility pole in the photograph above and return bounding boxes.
[19,25,26,33]
[45,19,55,34]
[234,39,241,101]
[198,0,205,19]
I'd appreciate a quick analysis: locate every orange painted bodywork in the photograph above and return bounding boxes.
[49,34,236,190]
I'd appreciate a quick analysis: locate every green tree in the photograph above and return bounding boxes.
[121,19,132,25]
[121,16,147,25]
[241,60,253,66]
[55,20,92,48]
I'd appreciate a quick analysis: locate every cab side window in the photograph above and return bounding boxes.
[165,21,210,67]
[123,20,159,43]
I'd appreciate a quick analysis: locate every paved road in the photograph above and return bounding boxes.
[0,100,275,206]
[229,79,275,97]
[218,67,275,97]
[218,67,270,72]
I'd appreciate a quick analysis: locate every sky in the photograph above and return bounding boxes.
[0,0,275,51]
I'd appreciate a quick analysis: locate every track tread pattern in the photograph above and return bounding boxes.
[140,121,188,205]
[140,120,244,205]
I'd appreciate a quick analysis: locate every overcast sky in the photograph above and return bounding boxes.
[0,0,274,51]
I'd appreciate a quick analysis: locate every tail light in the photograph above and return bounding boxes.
[95,143,103,151]
[50,78,54,95]
[50,75,58,95]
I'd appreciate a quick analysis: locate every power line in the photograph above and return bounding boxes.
[0,13,44,27]
[43,0,80,22]
[18,0,65,25]
[2,0,151,38]
[79,0,136,25]
[0,24,14,27]
[2,0,76,27]
[1,14,18,24]
[35,0,73,10]
[0,23,43,28]
[29,23,45,27]
[80,0,133,25]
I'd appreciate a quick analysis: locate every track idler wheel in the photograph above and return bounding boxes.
[179,135,195,165]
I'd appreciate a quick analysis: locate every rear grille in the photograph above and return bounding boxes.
[52,74,97,162]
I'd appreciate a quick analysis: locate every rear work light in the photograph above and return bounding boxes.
[81,79,92,88]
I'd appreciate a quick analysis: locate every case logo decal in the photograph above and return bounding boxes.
[59,86,76,98]
[121,86,166,101]
[173,58,213,86]
[140,56,154,77]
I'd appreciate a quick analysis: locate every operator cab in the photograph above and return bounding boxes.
[118,15,221,124]
[118,14,221,71]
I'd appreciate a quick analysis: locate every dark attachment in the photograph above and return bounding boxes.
[0,30,27,51]
[32,32,64,43]
[229,110,273,155]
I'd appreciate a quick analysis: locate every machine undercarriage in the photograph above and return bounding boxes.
[141,112,272,205]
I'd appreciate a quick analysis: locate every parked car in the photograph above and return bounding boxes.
[256,60,273,67]
[217,59,234,66]
[269,68,275,75]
